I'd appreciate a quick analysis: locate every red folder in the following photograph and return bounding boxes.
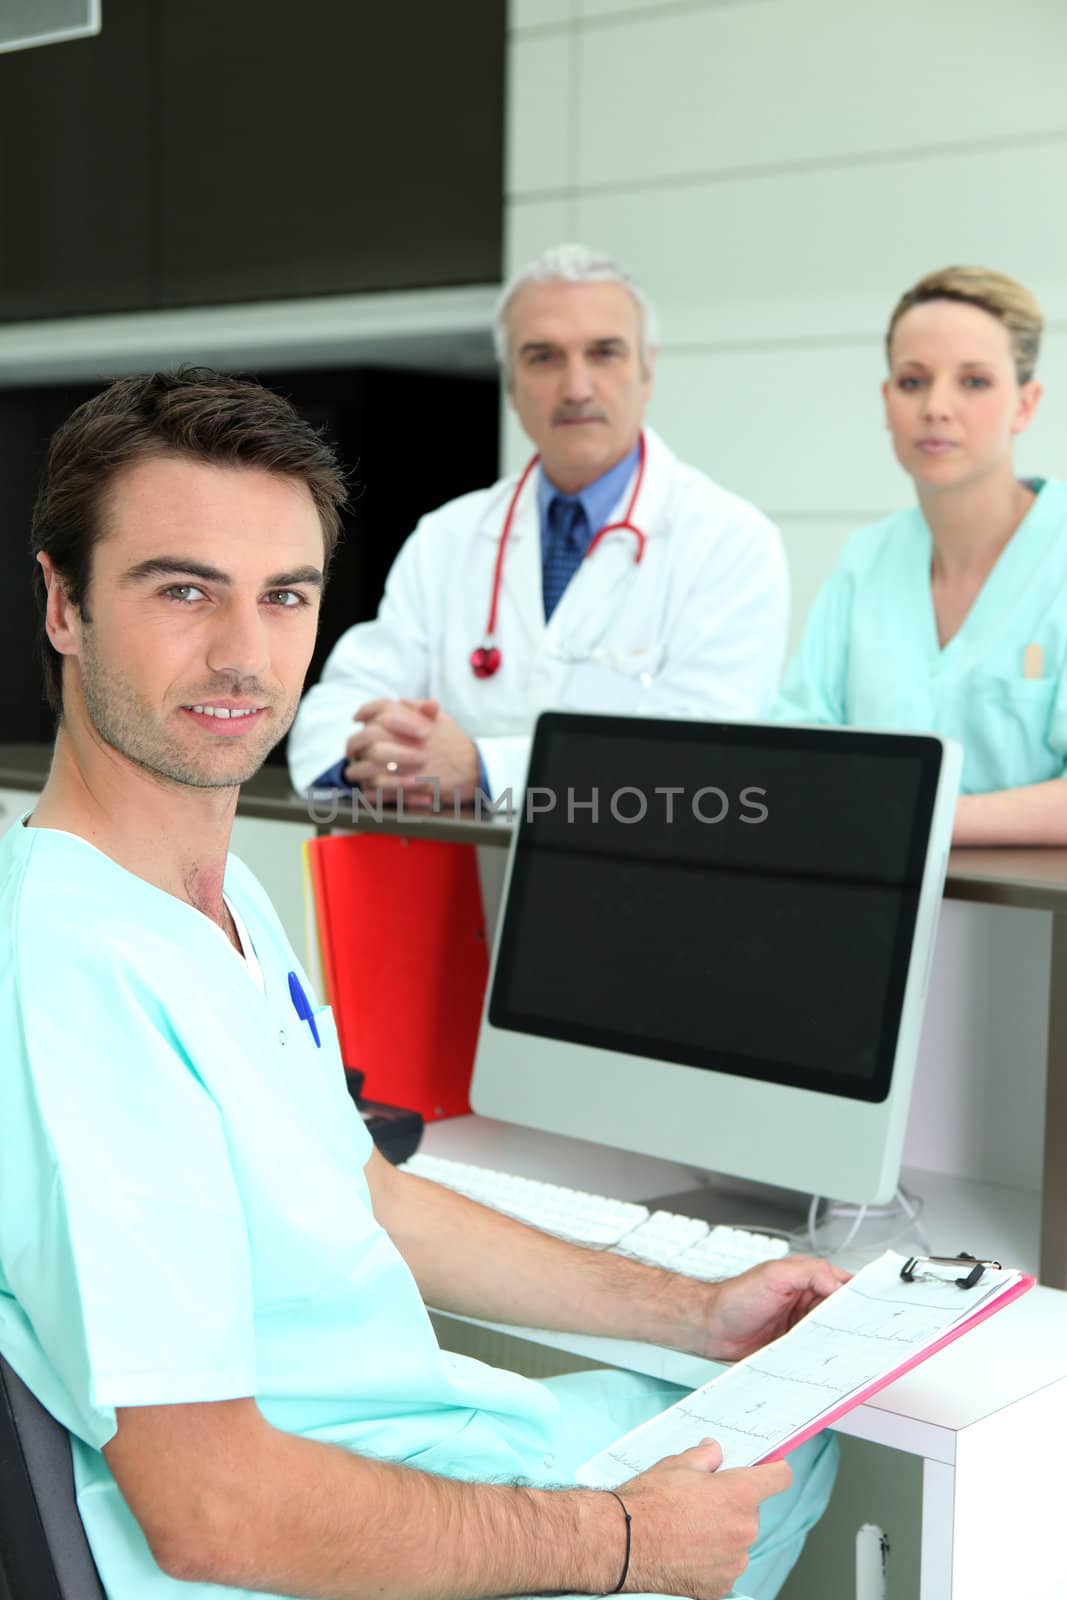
[307,834,489,1120]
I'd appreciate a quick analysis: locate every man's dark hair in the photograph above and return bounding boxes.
[31,367,349,713]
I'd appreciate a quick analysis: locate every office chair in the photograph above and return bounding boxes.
[0,1354,105,1599]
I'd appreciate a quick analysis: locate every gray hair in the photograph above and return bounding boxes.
[493,243,659,378]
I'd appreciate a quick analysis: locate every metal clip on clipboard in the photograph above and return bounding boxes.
[900,1251,1003,1290]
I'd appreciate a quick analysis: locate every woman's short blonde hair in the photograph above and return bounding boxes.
[886,266,1044,385]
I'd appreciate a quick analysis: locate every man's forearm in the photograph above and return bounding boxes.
[370,1155,713,1355]
[109,1399,620,1600]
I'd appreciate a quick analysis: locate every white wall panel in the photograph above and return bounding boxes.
[574,140,1067,346]
[647,342,894,514]
[579,0,737,17]
[647,332,1067,522]
[507,33,574,195]
[903,904,1049,1190]
[512,0,574,31]
[505,198,575,276]
[575,0,1067,190]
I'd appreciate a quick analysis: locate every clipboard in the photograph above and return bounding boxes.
[759,1260,1035,1463]
[578,1250,1036,1488]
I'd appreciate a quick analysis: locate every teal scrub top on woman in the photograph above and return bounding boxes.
[775,479,1067,795]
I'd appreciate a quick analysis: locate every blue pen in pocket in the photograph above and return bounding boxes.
[287,971,322,1047]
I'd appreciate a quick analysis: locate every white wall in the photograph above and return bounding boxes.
[505,0,1067,652]
[229,813,316,967]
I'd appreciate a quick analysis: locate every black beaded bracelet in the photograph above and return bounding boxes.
[605,1488,632,1594]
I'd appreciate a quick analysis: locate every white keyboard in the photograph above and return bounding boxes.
[400,1153,790,1280]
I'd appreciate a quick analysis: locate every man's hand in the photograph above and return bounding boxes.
[699,1255,849,1363]
[343,698,480,807]
[618,1439,791,1598]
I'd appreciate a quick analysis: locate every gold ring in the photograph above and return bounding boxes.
[385,760,399,774]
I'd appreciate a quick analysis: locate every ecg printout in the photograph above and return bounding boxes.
[578,1251,1023,1487]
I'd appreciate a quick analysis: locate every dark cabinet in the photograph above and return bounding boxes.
[0,0,504,321]
[0,5,154,319]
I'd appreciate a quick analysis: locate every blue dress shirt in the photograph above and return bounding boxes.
[535,442,640,571]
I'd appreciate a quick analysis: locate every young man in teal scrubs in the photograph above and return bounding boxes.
[0,370,840,1600]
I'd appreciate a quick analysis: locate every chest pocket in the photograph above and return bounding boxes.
[558,651,660,712]
[281,1003,369,1163]
[966,671,1062,790]
[235,999,379,1310]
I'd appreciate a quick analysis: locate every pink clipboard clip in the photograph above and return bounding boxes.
[760,1268,1036,1464]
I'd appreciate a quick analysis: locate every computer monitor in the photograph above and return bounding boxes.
[470,714,962,1207]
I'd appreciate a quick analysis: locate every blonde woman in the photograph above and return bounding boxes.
[776,265,1067,844]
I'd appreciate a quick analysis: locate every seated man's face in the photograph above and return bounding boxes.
[505,279,654,493]
[63,454,325,789]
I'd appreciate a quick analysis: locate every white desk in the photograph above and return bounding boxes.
[423,1115,1067,1600]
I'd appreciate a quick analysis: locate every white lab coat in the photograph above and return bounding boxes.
[288,428,789,799]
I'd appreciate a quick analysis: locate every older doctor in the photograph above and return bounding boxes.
[287,244,789,802]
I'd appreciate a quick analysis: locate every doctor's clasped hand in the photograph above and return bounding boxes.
[342,696,480,806]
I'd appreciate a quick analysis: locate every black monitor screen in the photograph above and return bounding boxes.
[488,716,946,1104]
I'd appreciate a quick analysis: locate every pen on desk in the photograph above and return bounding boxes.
[287,971,322,1047]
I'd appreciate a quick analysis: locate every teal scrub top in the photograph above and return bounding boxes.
[774,479,1067,795]
[0,823,565,1599]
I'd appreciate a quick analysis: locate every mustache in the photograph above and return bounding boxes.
[181,678,274,701]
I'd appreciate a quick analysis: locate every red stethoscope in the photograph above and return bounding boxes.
[470,432,648,679]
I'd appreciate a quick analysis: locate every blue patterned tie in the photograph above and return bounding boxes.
[542,496,588,622]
